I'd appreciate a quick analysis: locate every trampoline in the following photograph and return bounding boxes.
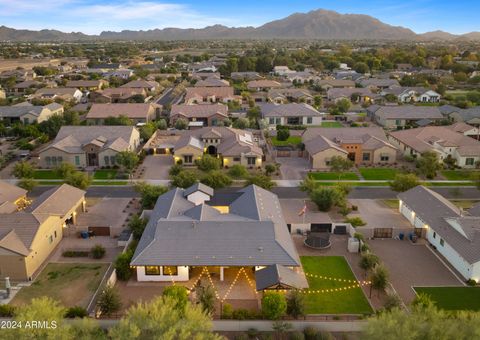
[304,231,331,249]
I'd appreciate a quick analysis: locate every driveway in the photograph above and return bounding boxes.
[349,199,412,229]
[369,240,463,304]
[141,155,173,180]
[280,199,332,224]
[277,157,309,180]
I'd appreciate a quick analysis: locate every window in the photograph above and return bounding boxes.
[395,119,401,126]
[440,238,444,247]
[46,156,51,166]
[162,266,178,276]
[110,156,116,165]
[362,153,371,161]
[275,118,281,124]
[52,157,57,166]
[380,155,390,162]
[247,157,256,165]
[233,157,241,162]
[54,231,57,238]
[269,118,275,124]
[433,232,436,239]
[104,156,110,165]
[74,156,80,166]
[145,266,160,275]
[466,158,474,166]
[184,155,193,164]
[307,117,313,124]
[57,157,63,163]
[49,235,53,244]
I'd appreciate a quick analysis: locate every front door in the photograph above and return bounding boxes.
[87,153,98,166]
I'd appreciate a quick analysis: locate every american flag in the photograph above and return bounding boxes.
[298,201,307,216]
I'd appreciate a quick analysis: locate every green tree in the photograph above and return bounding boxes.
[416,151,442,179]
[232,117,249,129]
[65,171,91,189]
[246,174,274,190]
[171,170,198,188]
[369,264,389,298]
[262,292,287,320]
[196,154,221,171]
[116,151,139,176]
[228,164,249,179]
[299,176,318,194]
[197,284,216,316]
[17,178,37,191]
[329,156,353,179]
[286,290,306,319]
[115,250,134,281]
[54,162,76,178]
[134,182,168,209]
[128,214,148,240]
[13,161,35,178]
[389,173,420,192]
[336,98,351,113]
[104,115,133,126]
[109,296,221,340]
[98,284,122,317]
[175,118,188,130]
[200,170,232,189]
[353,62,370,74]
[140,122,157,140]
[162,286,189,313]
[359,253,380,277]
[276,129,290,141]
[156,119,168,130]
[265,163,277,176]
[246,106,261,121]
[310,187,342,212]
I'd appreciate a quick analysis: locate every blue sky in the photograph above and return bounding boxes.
[0,0,478,35]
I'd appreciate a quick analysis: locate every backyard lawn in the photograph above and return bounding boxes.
[300,256,372,314]
[33,170,61,180]
[359,168,400,180]
[93,169,118,179]
[320,121,343,128]
[271,136,302,147]
[308,172,359,180]
[441,170,478,181]
[414,287,480,311]
[11,263,109,308]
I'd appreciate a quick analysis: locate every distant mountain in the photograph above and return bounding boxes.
[0,9,479,41]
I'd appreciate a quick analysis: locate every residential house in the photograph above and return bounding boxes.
[120,80,161,93]
[65,80,108,91]
[191,72,221,81]
[0,69,36,82]
[449,122,480,140]
[388,126,480,168]
[33,87,83,103]
[0,184,86,281]
[0,88,5,99]
[86,103,161,125]
[0,102,63,124]
[0,181,27,214]
[358,78,400,90]
[267,89,314,105]
[12,80,42,95]
[327,88,378,104]
[184,87,236,104]
[90,88,147,103]
[273,66,296,76]
[130,183,306,290]
[38,126,140,168]
[170,104,228,127]
[230,72,263,81]
[247,80,282,92]
[368,105,444,129]
[381,87,441,103]
[440,105,480,126]
[195,78,230,87]
[285,72,320,84]
[302,127,397,169]
[104,69,134,79]
[189,63,217,73]
[398,186,480,281]
[173,126,263,167]
[260,103,323,128]
[316,79,355,91]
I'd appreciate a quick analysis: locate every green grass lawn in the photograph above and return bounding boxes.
[414,287,480,311]
[12,263,109,308]
[359,168,400,180]
[320,121,343,128]
[33,170,62,180]
[309,172,359,180]
[450,200,479,209]
[441,170,478,181]
[301,256,372,314]
[271,136,302,147]
[93,169,118,179]
[382,199,399,209]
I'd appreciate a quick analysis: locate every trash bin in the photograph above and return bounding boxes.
[412,234,418,243]
[408,232,414,241]
[81,231,89,239]
[399,232,404,240]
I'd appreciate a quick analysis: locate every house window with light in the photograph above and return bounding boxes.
[247,157,256,165]
[145,266,161,275]
[162,266,178,276]
[184,155,193,164]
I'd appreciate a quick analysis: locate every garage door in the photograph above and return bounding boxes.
[310,223,332,233]
[374,228,393,238]
[333,225,347,235]
[88,226,110,236]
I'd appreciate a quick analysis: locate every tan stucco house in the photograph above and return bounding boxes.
[0,181,28,214]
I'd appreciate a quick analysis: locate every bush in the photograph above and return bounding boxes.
[383,292,402,311]
[91,244,106,259]
[175,118,188,130]
[265,164,277,176]
[286,290,306,319]
[232,308,257,320]
[0,304,15,317]
[246,174,274,190]
[196,154,222,171]
[276,128,290,141]
[228,164,249,179]
[162,286,188,311]
[171,170,198,188]
[64,306,88,318]
[62,250,89,257]
[115,250,134,281]
[97,284,122,316]
[17,178,37,191]
[128,214,148,240]
[344,216,366,227]
[222,303,233,319]
[289,331,305,340]
[168,164,183,177]
[200,170,232,189]
[262,292,287,320]
[466,279,477,286]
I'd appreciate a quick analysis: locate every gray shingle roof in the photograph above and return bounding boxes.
[373,105,443,120]
[183,183,214,198]
[255,264,309,290]
[259,103,322,118]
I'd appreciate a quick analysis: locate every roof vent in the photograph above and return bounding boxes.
[258,246,264,252]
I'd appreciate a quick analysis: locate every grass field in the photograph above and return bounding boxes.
[359,168,400,180]
[309,172,359,180]
[382,199,399,209]
[93,169,118,179]
[321,121,343,128]
[33,170,61,180]
[301,256,372,314]
[414,287,480,311]
[271,136,302,147]
[12,263,109,308]
[441,170,478,181]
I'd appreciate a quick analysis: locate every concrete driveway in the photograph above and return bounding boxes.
[349,199,412,229]
[369,239,463,304]
[277,157,309,180]
[141,155,173,180]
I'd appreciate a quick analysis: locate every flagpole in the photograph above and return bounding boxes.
[303,200,306,225]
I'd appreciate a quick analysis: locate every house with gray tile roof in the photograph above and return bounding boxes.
[170,103,228,127]
[131,184,306,288]
[440,105,480,125]
[398,186,480,281]
[259,103,324,128]
[38,126,140,168]
[0,102,64,124]
[369,105,444,129]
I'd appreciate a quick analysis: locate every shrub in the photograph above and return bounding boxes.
[222,303,233,319]
[171,170,198,188]
[196,154,222,171]
[466,279,477,286]
[200,170,232,189]
[91,244,106,259]
[62,250,89,257]
[128,214,148,240]
[64,306,88,318]
[345,216,366,227]
[261,292,287,320]
[162,286,188,311]
[232,308,257,320]
[289,331,305,340]
[286,290,306,319]
[175,118,188,130]
[383,292,402,311]
[0,304,15,317]
[265,164,277,176]
[115,250,133,281]
[228,164,249,179]
[97,284,122,316]
[168,164,183,177]
[245,174,274,190]
[276,128,290,141]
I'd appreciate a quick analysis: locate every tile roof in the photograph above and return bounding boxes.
[255,264,309,290]
[259,103,322,118]
[0,180,27,206]
[373,105,443,120]
[170,103,228,118]
[185,87,234,101]
[86,103,158,119]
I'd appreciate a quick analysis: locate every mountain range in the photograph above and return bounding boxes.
[0,9,479,42]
